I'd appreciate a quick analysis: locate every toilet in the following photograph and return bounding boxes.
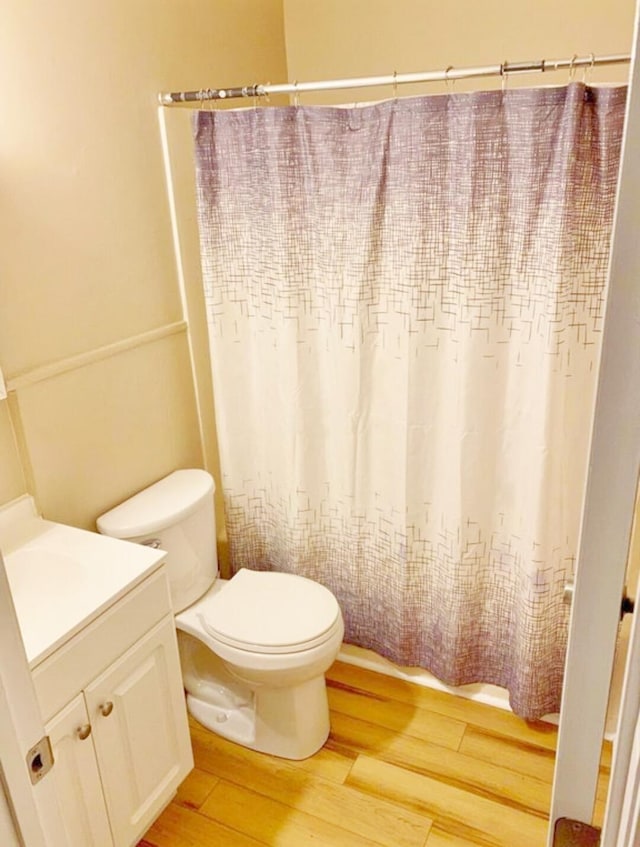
[96,468,344,760]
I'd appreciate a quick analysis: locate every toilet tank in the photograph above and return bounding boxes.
[96,469,218,613]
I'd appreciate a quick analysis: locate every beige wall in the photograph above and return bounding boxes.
[0,404,25,506]
[0,1,288,529]
[283,0,635,104]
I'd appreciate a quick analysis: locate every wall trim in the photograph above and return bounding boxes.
[5,322,188,392]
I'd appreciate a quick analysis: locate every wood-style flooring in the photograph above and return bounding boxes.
[139,660,611,847]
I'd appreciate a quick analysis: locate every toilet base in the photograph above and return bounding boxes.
[186,674,331,760]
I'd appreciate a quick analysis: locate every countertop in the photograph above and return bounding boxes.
[0,500,165,668]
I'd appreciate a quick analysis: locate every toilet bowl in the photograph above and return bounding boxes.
[97,469,344,760]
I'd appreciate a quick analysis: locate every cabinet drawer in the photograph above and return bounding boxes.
[33,567,171,723]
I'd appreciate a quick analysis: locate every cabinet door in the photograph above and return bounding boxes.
[85,615,193,847]
[46,693,114,847]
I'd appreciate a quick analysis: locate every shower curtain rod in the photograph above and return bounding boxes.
[159,52,630,105]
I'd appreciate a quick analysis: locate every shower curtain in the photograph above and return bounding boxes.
[193,82,625,718]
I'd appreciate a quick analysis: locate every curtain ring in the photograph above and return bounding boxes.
[203,89,216,110]
[568,53,578,81]
[444,65,454,93]
[500,61,508,93]
[392,70,398,100]
[293,80,299,108]
[582,52,595,84]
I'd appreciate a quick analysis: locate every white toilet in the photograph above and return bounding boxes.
[97,468,344,760]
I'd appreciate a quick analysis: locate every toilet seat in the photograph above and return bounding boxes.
[187,568,341,654]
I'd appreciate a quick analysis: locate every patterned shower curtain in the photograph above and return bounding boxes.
[193,82,625,718]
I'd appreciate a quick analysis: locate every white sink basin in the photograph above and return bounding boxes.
[8,547,88,595]
[0,496,165,667]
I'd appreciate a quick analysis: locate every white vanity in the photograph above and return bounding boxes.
[0,496,193,847]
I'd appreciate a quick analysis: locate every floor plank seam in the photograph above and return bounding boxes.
[204,774,420,847]
[341,749,361,785]
[192,801,271,846]
[329,744,550,818]
[328,714,555,809]
[327,703,465,752]
[461,725,559,757]
[370,759,551,819]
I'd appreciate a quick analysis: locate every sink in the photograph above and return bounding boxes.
[8,546,88,595]
[0,495,165,667]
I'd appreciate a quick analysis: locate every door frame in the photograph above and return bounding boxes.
[0,545,67,847]
[601,560,640,846]
[549,1,640,840]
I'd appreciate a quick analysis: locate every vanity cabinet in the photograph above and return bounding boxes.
[33,567,193,847]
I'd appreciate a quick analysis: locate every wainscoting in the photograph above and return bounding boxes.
[139,660,611,847]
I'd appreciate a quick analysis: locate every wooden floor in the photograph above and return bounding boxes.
[139,661,611,847]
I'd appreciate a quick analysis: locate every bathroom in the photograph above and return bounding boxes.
[1,1,639,845]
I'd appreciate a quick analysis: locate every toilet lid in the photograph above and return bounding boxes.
[198,569,341,654]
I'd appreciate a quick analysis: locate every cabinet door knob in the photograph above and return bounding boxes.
[77,724,92,741]
[99,701,114,717]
